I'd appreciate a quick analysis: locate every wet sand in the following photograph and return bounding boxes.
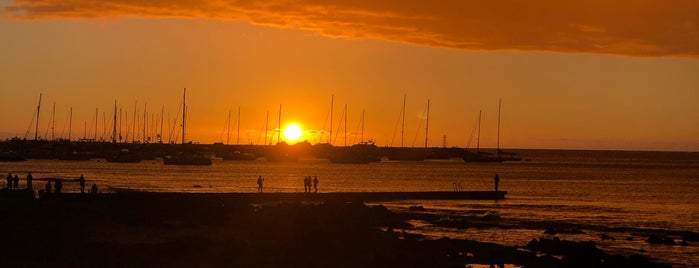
[0,191,670,267]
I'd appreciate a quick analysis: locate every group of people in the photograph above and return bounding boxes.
[303,176,319,193]
[5,172,24,190]
[254,175,320,193]
[4,172,98,195]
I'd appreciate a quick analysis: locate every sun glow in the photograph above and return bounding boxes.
[283,124,303,142]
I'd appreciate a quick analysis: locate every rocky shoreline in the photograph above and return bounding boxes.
[0,192,679,267]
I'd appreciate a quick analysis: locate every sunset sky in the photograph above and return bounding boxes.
[1,0,697,151]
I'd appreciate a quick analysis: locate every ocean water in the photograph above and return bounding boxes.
[2,149,698,266]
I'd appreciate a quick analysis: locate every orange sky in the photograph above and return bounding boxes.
[1,1,698,151]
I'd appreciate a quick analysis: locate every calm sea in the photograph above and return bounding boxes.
[2,149,698,266]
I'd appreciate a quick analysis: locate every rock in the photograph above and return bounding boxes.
[645,234,675,245]
[408,205,425,211]
[601,234,614,240]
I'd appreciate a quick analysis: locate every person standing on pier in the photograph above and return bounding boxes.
[257,175,264,193]
[313,176,319,193]
[494,174,500,192]
[79,175,86,193]
[6,172,12,189]
[13,174,19,190]
[26,172,33,191]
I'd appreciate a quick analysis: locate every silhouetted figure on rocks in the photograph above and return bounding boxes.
[90,183,98,194]
[55,179,62,194]
[313,176,319,193]
[79,175,85,193]
[13,174,19,190]
[494,174,500,191]
[45,180,52,194]
[257,176,264,193]
[6,173,12,189]
[26,172,33,191]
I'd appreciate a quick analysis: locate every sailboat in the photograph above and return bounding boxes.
[216,107,257,161]
[462,110,501,163]
[328,106,380,164]
[386,95,426,161]
[264,104,300,162]
[494,98,521,162]
[163,88,213,166]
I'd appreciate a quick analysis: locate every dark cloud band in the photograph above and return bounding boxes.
[6,0,699,57]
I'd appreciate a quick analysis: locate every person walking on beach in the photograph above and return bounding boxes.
[303,176,309,193]
[257,175,264,193]
[494,174,500,192]
[305,176,312,193]
[7,172,12,189]
[13,174,19,190]
[79,174,85,193]
[26,172,33,191]
[313,176,319,193]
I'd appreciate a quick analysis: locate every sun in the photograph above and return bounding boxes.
[283,124,303,142]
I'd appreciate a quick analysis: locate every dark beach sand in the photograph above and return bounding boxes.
[0,191,669,267]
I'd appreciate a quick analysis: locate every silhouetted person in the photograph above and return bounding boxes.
[55,179,62,194]
[13,175,19,190]
[45,180,52,194]
[6,172,12,189]
[79,174,85,193]
[26,172,33,191]
[257,176,264,193]
[313,176,318,193]
[494,174,500,191]
[302,177,307,192]
[303,176,309,193]
[306,176,312,193]
[90,183,98,194]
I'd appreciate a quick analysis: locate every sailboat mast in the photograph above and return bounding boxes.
[344,104,347,146]
[143,102,148,143]
[51,102,56,141]
[103,112,107,140]
[112,100,117,143]
[119,108,123,142]
[401,94,406,148]
[131,101,137,143]
[425,99,430,148]
[477,110,481,154]
[361,109,365,143]
[277,104,282,144]
[182,88,186,144]
[329,94,334,145]
[68,107,72,141]
[35,93,42,140]
[159,105,164,143]
[237,106,241,145]
[94,108,98,141]
[497,98,501,157]
[264,110,269,145]
[226,109,231,145]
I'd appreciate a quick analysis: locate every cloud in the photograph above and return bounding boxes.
[5,0,699,57]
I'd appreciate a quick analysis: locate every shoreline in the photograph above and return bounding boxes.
[0,191,679,267]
